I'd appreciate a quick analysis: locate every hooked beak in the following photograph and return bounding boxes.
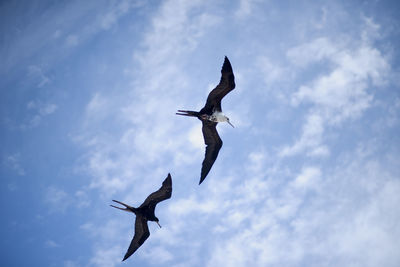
[227,120,235,128]
[156,221,162,228]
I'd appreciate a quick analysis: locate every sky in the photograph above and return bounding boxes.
[1,0,400,266]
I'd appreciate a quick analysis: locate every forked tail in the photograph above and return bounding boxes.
[176,110,200,117]
[110,200,136,213]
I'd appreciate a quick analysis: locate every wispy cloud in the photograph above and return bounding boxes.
[291,166,321,189]
[44,186,71,213]
[63,260,80,267]
[3,153,25,176]
[75,1,226,265]
[0,0,142,79]
[66,35,79,47]
[235,0,262,18]
[280,19,390,157]
[45,239,60,248]
[203,147,400,267]
[77,0,222,196]
[27,65,51,88]
[21,100,58,129]
[69,2,399,267]
[280,113,328,157]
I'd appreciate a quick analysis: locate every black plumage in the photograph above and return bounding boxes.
[110,173,172,261]
[199,56,236,115]
[176,56,236,184]
[200,120,222,185]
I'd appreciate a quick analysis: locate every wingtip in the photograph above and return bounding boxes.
[221,56,233,73]
[122,253,130,261]
[198,177,205,185]
[164,173,172,186]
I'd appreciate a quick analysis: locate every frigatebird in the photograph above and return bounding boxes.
[110,173,172,261]
[176,56,236,185]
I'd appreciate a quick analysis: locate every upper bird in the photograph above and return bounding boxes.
[176,56,236,185]
[110,173,172,261]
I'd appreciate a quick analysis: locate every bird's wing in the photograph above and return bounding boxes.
[199,120,223,184]
[139,173,172,210]
[122,215,150,261]
[201,56,235,114]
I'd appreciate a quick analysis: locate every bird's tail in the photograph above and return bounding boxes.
[110,200,135,213]
[176,110,200,117]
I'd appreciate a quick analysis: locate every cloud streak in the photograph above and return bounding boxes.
[66,2,399,267]
[281,24,389,157]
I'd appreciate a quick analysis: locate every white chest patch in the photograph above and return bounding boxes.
[210,112,227,122]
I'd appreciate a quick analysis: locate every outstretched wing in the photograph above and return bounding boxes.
[199,120,223,184]
[122,215,150,261]
[200,56,235,114]
[139,173,172,210]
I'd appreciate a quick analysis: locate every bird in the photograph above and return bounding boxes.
[176,56,236,185]
[110,173,172,261]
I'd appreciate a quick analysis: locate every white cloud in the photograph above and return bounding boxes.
[291,166,321,189]
[235,0,261,18]
[141,246,173,264]
[77,0,222,198]
[361,16,381,44]
[69,2,399,267]
[289,41,388,117]
[291,46,388,121]
[85,93,109,120]
[75,190,91,208]
[63,261,80,267]
[89,246,122,267]
[168,196,218,217]
[66,34,79,46]
[3,153,25,176]
[188,123,204,150]
[98,0,142,30]
[314,7,327,29]
[203,148,400,267]
[22,100,58,129]
[45,186,70,212]
[81,219,135,267]
[256,56,288,84]
[39,103,57,116]
[287,37,337,67]
[27,65,50,88]
[280,113,328,157]
[45,239,60,248]
[282,22,389,157]
[53,30,62,39]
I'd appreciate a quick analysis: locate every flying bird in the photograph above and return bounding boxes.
[176,56,236,185]
[110,173,172,261]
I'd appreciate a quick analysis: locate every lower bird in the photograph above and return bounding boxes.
[110,173,172,261]
[177,56,236,184]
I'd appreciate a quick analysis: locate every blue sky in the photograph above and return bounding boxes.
[1,0,400,266]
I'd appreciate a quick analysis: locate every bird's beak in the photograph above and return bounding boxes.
[227,121,235,128]
[156,221,162,228]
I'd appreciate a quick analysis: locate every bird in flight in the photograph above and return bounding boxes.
[110,173,172,261]
[176,56,236,185]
